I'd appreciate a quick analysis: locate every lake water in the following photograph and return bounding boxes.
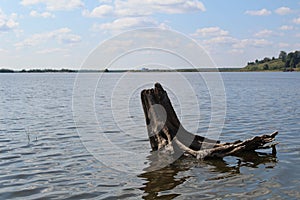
[0,72,299,199]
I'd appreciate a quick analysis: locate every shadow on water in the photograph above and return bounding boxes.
[138,150,278,200]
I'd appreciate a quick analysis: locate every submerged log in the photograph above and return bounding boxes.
[141,83,278,160]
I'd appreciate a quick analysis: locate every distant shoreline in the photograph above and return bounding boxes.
[2,51,299,73]
[1,68,297,73]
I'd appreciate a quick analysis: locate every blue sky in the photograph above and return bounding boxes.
[0,0,300,69]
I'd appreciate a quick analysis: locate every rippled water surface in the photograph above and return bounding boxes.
[0,72,299,199]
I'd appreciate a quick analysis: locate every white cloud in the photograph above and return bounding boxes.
[92,17,166,33]
[83,5,113,17]
[229,49,245,55]
[254,29,273,37]
[36,48,67,54]
[279,25,294,30]
[20,0,84,11]
[15,28,81,48]
[99,0,113,3]
[203,36,237,45]
[116,0,205,16]
[192,27,229,37]
[0,9,19,32]
[30,10,55,18]
[20,0,40,5]
[60,33,81,44]
[251,39,272,47]
[275,7,292,15]
[84,0,205,18]
[245,8,271,16]
[229,49,244,54]
[278,42,289,48]
[293,17,300,24]
[233,39,272,49]
[193,27,274,55]
[0,48,9,53]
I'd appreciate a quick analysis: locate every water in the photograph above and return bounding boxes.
[0,72,299,199]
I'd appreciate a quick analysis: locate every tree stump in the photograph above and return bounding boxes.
[141,83,278,160]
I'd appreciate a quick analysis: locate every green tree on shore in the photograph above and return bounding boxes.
[245,50,300,71]
[279,51,287,62]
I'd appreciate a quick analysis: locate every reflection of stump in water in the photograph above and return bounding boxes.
[141,83,279,160]
[139,151,277,200]
[139,157,187,200]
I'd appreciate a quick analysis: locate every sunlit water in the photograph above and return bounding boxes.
[0,72,299,199]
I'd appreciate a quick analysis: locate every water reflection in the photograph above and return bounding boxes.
[139,151,277,199]
[138,153,191,200]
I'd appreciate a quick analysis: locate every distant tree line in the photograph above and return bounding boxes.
[0,68,77,73]
[245,50,300,71]
[20,68,77,73]
[0,68,14,73]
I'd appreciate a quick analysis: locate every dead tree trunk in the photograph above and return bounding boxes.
[141,83,278,160]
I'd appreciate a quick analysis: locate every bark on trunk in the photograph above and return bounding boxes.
[141,83,278,160]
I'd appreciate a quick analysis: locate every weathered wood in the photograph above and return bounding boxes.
[141,83,278,160]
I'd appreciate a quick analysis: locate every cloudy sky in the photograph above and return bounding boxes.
[1,0,300,69]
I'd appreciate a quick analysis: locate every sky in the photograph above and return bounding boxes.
[0,0,300,69]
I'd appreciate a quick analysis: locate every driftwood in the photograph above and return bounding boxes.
[141,83,278,160]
